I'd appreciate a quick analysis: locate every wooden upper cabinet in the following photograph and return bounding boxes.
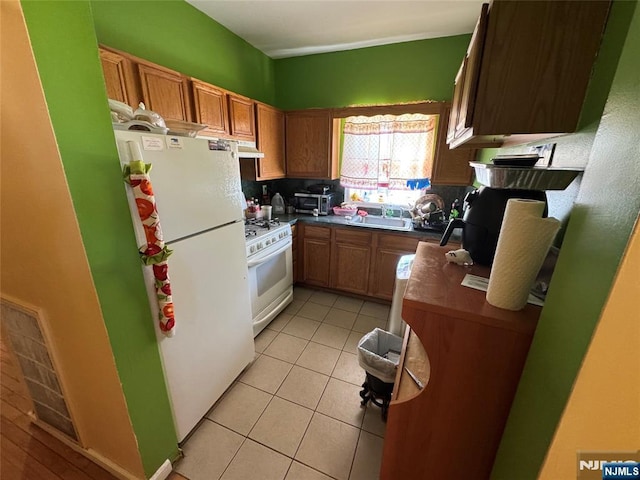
[138,63,192,122]
[99,47,140,106]
[256,103,286,180]
[228,94,256,141]
[448,0,611,149]
[98,45,264,143]
[447,60,466,145]
[432,105,476,185]
[285,109,339,179]
[455,4,487,138]
[191,79,229,137]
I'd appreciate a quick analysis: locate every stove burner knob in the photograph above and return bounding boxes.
[272,237,277,243]
[265,239,271,245]
[250,246,256,253]
[257,243,263,250]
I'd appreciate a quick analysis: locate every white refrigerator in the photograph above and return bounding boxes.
[114,130,254,442]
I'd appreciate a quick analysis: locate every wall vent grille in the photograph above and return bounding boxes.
[1,299,77,440]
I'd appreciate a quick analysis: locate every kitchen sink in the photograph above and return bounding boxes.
[348,215,412,231]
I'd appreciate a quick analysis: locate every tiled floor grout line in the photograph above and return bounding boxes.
[180,290,389,480]
[214,355,374,479]
[241,343,382,435]
[347,427,364,480]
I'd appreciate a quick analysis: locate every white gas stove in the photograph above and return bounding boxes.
[245,219,292,259]
[244,218,293,337]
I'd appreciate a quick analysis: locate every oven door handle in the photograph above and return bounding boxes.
[247,239,292,268]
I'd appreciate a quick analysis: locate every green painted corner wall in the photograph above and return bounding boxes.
[491,1,640,478]
[274,34,471,110]
[90,0,276,105]
[21,1,179,476]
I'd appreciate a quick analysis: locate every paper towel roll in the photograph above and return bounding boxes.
[486,199,560,310]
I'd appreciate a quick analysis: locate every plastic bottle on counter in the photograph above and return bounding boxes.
[261,185,270,205]
[271,193,285,215]
[450,198,461,220]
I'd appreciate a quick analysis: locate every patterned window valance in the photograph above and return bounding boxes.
[340,114,437,190]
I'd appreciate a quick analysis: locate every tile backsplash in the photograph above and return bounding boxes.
[242,178,472,218]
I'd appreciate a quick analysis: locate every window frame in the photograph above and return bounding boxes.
[332,102,447,210]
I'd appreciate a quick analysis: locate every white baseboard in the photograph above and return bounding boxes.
[149,459,173,480]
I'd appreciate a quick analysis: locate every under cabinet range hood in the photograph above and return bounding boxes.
[470,162,583,190]
[237,140,264,159]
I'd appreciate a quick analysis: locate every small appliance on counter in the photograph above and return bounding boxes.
[440,186,548,266]
[271,193,285,215]
[410,194,448,232]
[306,183,333,194]
[293,188,338,215]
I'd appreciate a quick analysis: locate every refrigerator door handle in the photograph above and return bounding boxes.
[247,239,292,267]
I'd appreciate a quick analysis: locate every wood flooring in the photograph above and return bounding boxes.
[0,339,188,480]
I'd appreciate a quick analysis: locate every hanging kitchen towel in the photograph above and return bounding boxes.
[486,199,560,311]
[124,154,176,337]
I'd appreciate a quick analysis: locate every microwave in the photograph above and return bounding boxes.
[294,193,338,215]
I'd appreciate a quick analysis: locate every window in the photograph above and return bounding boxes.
[339,113,438,207]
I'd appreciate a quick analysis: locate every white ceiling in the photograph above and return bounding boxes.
[186,0,485,59]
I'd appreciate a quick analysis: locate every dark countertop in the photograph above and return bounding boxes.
[273,213,453,242]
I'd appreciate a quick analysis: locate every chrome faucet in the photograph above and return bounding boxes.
[381,204,403,218]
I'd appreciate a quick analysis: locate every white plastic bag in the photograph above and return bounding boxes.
[357,328,403,383]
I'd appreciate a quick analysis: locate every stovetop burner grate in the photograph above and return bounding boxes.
[245,218,281,230]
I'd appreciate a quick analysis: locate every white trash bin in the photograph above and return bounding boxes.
[387,254,415,337]
[357,328,403,420]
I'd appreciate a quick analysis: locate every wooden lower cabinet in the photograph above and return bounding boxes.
[301,225,331,287]
[331,229,373,295]
[368,235,421,300]
[298,223,438,300]
[381,243,541,480]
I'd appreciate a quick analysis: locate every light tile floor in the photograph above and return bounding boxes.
[175,287,391,480]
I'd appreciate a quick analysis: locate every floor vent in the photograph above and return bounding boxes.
[1,299,77,440]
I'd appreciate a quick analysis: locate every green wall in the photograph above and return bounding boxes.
[20,0,639,477]
[22,0,283,475]
[274,34,471,109]
[491,1,640,478]
[91,0,276,105]
[21,1,179,476]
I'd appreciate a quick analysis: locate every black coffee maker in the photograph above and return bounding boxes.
[440,187,547,266]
